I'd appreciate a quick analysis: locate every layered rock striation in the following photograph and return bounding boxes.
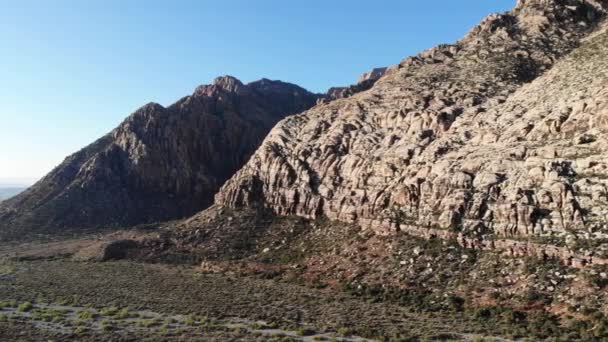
[216,0,608,249]
[0,76,320,236]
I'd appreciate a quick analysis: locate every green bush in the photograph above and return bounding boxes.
[500,309,526,325]
[473,307,495,321]
[16,302,34,312]
[115,308,131,319]
[76,310,98,321]
[0,300,17,308]
[296,327,316,336]
[184,314,196,326]
[447,295,465,312]
[528,313,560,339]
[100,306,119,316]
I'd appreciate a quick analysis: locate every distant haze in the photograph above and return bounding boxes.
[0,187,26,201]
[0,178,35,187]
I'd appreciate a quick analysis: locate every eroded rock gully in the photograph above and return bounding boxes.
[216,0,608,264]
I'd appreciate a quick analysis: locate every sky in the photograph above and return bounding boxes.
[0,0,515,185]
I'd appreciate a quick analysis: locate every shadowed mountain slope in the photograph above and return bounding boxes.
[0,76,320,238]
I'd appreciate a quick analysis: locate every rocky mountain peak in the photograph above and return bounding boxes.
[125,102,166,123]
[212,75,245,92]
[138,102,165,112]
[192,75,246,97]
[513,0,608,31]
[318,67,394,104]
[247,78,310,96]
[465,0,606,40]
[357,67,388,84]
[516,0,607,11]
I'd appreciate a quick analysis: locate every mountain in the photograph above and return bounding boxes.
[0,76,320,238]
[216,0,608,261]
[4,1,608,339]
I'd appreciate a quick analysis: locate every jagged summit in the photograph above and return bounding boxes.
[212,75,244,92]
[357,67,388,84]
[515,0,606,12]
[193,75,245,96]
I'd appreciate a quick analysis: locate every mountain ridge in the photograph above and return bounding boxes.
[0,77,321,238]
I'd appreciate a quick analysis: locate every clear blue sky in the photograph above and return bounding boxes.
[0,0,515,185]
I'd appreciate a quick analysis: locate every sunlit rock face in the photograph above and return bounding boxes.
[216,0,608,248]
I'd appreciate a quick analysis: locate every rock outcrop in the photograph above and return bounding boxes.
[0,76,320,237]
[357,67,388,84]
[319,67,395,105]
[216,0,608,250]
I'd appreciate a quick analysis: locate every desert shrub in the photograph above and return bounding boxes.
[31,308,65,322]
[74,326,87,335]
[0,300,16,308]
[266,321,280,329]
[389,332,420,342]
[184,314,196,326]
[296,327,315,336]
[500,309,527,325]
[591,318,608,338]
[585,272,608,289]
[54,297,69,305]
[101,318,114,331]
[16,302,33,312]
[528,313,560,339]
[423,237,446,258]
[447,295,465,312]
[431,333,462,340]
[115,307,131,319]
[137,318,160,328]
[100,306,119,316]
[76,310,97,321]
[337,327,351,336]
[524,289,551,304]
[473,307,496,321]
[489,291,502,300]
[344,283,440,312]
